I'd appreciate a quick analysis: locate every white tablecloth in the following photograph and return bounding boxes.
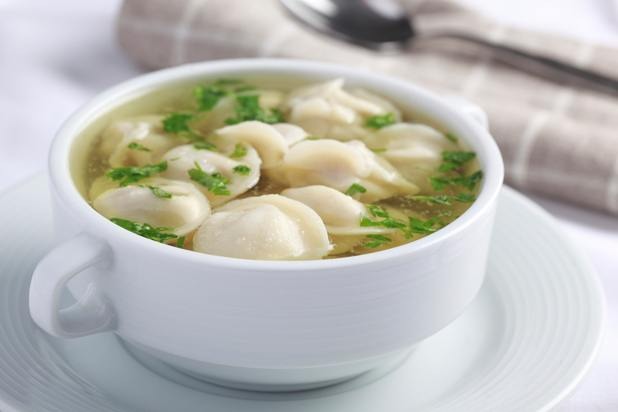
[1,1,616,410]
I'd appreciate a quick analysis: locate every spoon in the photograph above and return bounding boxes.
[280,0,618,94]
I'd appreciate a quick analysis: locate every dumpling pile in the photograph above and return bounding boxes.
[88,78,473,260]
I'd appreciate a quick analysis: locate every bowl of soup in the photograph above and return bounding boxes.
[29,59,503,391]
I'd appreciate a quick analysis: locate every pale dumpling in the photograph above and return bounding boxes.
[192,96,236,134]
[271,123,308,146]
[282,185,398,255]
[271,139,419,202]
[216,121,304,168]
[93,178,210,236]
[372,124,458,192]
[194,195,331,260]
[192,90,284,135]
[161,143,261,206]
[284,78,400,141]
[281,185,395,235]
[99,115,176,167]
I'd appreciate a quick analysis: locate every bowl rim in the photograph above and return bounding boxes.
[49,58,504,271]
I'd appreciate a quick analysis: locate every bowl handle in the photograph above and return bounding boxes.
[29,233,116,338]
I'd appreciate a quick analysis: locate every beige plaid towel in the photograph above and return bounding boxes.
[117,0,618,215]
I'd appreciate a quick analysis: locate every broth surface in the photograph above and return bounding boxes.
[80,77,482,260]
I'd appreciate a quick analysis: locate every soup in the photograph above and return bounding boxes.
[82,77,482,260]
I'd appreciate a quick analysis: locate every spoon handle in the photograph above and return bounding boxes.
[418,31,618,94]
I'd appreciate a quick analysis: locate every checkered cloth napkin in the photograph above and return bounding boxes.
[116,0,618,215]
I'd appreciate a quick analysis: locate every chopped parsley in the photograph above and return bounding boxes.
[232,165,251,175]
[194,84,227,111]
[365,112,396,129]
[188,162,230,195]
[193,140,217,151]
[162,112,210,144]
[176,236,186,248]
[408,217,438,235]
[345,183,367,197]
[430,170,483,191]
[106,161,167,186]
[360,216,407,231]
[110,218,177,243]
[162,113,193,133]
[439,151,476,172]
[146,185,172,199]
[444,132,459,143]
[224,94,284,125]
[362,234,392,248]
[127,142,151,152]
[408,193,476,206]
[229,143,247,158]
[367,204,389,218]
[360,206,442,239]
[305,136,321,141]
[370,147,387,153]
[430,149,482,191]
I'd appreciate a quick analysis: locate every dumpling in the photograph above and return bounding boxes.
[253,89,285,109]
[372,124,458,192]
[192,96,236,134]
[99,115,176,167]
[192,90,285,135]
[161,143,261,206]
[193,195,331,260]
[216,121,305,169]
[284,79,400,141]
[271,123,308,146]
[281,185,399,255]
[270,139,419,202]
[93,178,210,236]
[281,185,394,235]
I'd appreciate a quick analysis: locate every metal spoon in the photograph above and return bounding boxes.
[280,0,618,94]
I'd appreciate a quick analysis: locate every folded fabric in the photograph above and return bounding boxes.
[117,0,618,215]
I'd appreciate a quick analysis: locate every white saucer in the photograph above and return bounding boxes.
[0,175,604,412]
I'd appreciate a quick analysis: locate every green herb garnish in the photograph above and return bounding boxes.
[439,151,476,172]
[431,170,483,191]
[127,142,151,152]
[162,113,193,133]
[408,217,438,235]
[176,236,186,248]
[146,185,172,199]
[106,161,167,186]
[110,218,177,243]
[224,94,284,125]
[370,147,387,153]
[233,165,251,175]
[194,85,227,111]
[365,113,396,129]
[408,193,476,206]
[360,216,407,230]
[193,140,217,151]
[345,183,367,197]
[361,204,408,232]
[305,136,321,141]
[367,204,389,218]
[229,143,247,158]
[188,162,230,195]
[362,234,392,248]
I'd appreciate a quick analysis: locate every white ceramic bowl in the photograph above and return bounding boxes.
[29,59,503,391]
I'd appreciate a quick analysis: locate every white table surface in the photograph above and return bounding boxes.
[1,0,616,410]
